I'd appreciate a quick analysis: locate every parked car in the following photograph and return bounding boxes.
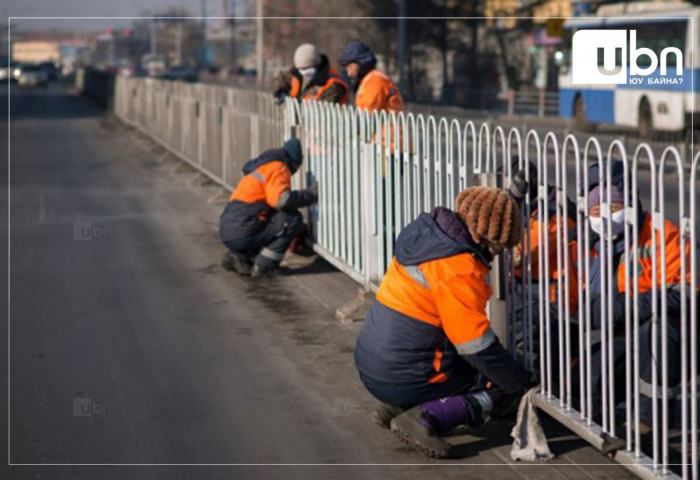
[39,61,59,81]
[18,64,48,88]
[159,66,198,83]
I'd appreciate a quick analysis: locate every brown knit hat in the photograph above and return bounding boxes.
[454,187,521,255]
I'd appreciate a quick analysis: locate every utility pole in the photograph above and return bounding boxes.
[397,0,406,92]
[256,0,263,86]
[229,0,236,70]
[176,21,182,65]
[150,18,157,54]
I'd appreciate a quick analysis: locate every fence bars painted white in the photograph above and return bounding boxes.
[113,75,698,479]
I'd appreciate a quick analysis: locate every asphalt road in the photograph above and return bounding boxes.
[2,84,636,479]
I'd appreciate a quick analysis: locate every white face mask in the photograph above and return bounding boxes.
[299,67,316,80]
[590,208,627,238]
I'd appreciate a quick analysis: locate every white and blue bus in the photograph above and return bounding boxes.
[557,2,700,136]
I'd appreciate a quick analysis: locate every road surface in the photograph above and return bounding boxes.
[2,84,635,479]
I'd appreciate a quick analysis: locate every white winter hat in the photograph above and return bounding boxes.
[294,44,320,69]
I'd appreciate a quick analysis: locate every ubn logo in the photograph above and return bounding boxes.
[572,29,683,85]
[73,397,111,417]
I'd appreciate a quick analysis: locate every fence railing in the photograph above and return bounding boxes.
[113,75,698,480]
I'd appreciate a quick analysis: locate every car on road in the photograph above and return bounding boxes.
[18,64,49,88]
[159,66,198,83]
[39,61,59,81]
[3,61,24,83]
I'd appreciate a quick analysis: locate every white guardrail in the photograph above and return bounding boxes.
[113,75,698,480]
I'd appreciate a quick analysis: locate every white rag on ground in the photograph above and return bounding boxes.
[510,387,554,462]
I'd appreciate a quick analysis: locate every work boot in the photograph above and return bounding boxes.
[390,405,453,458]
[250,262,280,278]
[221,251,252,276]
[372,403,405,429]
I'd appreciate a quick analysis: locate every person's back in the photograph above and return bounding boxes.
[355,207,494,391]
[355,186,535,458]
[338,41,404,114]
[219,138,317,276]
[355,68,404,114]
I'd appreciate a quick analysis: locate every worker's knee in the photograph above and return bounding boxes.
[283,210,303,236]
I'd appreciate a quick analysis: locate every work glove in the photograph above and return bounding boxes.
[307,181,319,203]
[508,167,530,201]
[486,370,539,419]
[273,89,288,105]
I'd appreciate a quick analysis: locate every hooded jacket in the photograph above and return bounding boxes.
[354,207,529,394]
[219,147,315,242]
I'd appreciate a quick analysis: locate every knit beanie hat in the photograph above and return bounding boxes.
[455,187,521,255]
[588,185,624,210]
[293,44,320,69]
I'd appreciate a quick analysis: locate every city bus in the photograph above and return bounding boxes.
[557,2,700,136]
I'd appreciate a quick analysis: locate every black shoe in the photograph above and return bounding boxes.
[372,403,405,429]
[221,251,252,276]
[250,263,280,278]
[390,406,453,458]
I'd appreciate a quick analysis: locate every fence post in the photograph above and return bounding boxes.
[362,142,381,290]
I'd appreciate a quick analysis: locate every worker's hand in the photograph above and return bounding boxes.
[486,371,539,419]
[508,168,530,201]
[307,181,319,203]
[273,90,288,105]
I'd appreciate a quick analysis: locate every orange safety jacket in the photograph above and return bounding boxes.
[609,213,691,295]
[290,66,348,104]
[355,69,405,166]
[219,148,314,242]
[514,208,580,313]
[229,160,291,209]
[586,212,693,330]
[354,208,528,393]
[355,69,404,114]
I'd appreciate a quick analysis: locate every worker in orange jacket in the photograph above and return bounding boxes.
[354,185,537,458]
[338,42,404,113]
[573,160,695,429]
[273,44,348,105]
[509,160,580,365]
[219,138,317,277]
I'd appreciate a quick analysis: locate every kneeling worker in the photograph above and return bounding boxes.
[354,186,536,457]
[219,138,317,277]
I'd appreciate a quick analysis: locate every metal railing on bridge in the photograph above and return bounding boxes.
[113,75,698,480]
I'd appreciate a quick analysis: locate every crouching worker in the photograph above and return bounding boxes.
[354,186,537,458]
[219,138,317,277]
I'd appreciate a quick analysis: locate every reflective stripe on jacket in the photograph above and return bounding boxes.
[355,207,529,392]
[617,213,692,294]
[219,148,302,242]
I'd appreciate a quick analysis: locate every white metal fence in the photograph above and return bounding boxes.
[113,75,698,480]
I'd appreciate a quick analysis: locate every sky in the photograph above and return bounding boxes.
[3,0,246,32]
